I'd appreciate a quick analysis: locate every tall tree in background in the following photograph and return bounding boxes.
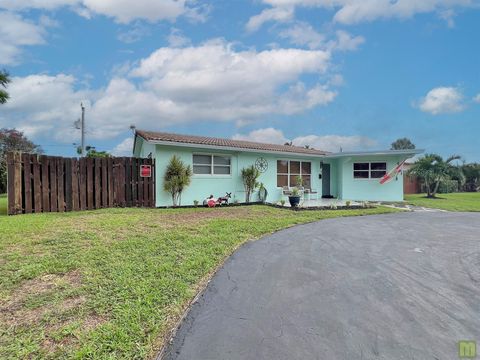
[461,163,480,192]
[0,70,11,104]
[0,129,43,193]
[391,138,416,150]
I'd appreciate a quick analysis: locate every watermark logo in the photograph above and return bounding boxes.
[459,341,476,358]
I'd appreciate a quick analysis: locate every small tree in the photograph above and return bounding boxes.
[241,165,260,203]
[0,70,11,105]
[391,138,415,150]
[408,153,461,198]
[163,155,192,206]
[0,128,42,193]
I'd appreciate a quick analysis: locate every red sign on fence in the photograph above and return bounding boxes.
[140,165,152,178]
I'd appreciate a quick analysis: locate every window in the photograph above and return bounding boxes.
[193,154,231,175]
[277,160,311,188]
[353,162,387,179]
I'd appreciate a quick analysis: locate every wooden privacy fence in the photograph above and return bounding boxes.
[7,153,155,215]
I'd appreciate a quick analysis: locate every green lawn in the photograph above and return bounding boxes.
[405,192,480,212]
[0,194,6,216]
[0,204,399,359]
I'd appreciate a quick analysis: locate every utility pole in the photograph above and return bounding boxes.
[80,103,85,157]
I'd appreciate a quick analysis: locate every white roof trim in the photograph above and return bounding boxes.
[323,149,424,159]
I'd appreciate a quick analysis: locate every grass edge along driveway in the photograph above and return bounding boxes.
[0,204,399,359]
[405,192,480,212]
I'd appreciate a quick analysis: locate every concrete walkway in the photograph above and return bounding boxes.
[162,212,480,360]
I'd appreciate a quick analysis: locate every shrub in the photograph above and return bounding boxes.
[163,155,192,207]
[437,179,459,193]
[241,165,260,203]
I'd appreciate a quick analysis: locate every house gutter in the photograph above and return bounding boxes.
[323,149,424,159]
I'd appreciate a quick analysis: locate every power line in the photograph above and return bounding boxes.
[38,144,75,147]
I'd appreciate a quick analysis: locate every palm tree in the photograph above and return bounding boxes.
[241,165,260,203]
[0,70,11,104]
[163,155,192,206]
[408,153,461,198]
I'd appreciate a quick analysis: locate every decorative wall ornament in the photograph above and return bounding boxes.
[255,157,268,173]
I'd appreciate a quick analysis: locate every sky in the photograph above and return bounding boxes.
[0,0,479,161]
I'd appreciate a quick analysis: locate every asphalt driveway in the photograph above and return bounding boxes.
[163,212,480,360]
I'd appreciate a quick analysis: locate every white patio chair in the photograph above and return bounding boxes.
[305,188,319,201]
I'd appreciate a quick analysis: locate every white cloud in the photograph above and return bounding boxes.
[246,6,294,32]
[127,39,335,121]
[279,23,364,52]
[233,128,378,152]
[330,30,365,51]
[80,0,189,24]
[417,86,465,115]
[279,22,325,49]
[0,0,200,23]
[0,74,91,139]
[249,0,476,29]
[167,28,191,48]
[111,137,134,156]
[292,134,377,152]
[473,93,480,103]
[2,41,338,142]
[0,0,78,11]
[0,11,46,65]
[233,128,288,144]
[117,23,150,43]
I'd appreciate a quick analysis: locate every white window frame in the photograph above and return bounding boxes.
[353,161,387,180]
[192,153,232,176]
[276,160,312,188]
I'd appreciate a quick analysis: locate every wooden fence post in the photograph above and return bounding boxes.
[32,155,42,213]
[65,158,72,212]
[22,153,32,214]
[41,156,50,212]
[57,157,65,212]
[7,153,14,215]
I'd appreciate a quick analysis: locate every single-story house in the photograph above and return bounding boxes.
[133,130,423,207]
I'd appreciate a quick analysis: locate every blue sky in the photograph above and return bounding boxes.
[1,0,479,161]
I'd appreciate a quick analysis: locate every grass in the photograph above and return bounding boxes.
[0,194,6,216]
[405,192,480,212]
[0,204,399,359]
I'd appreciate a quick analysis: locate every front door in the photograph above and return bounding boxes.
[322,163,331,198]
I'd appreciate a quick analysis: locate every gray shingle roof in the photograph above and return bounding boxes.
[136,130,329,156]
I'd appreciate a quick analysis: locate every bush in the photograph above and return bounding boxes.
[163,155,192,206]
[437,179,459,194]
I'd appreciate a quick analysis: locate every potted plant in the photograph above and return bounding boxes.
[288,187,301,207]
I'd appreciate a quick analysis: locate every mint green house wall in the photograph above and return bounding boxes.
[134,138,412,206]
[150,144,324,207]
[335,155,406,202]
